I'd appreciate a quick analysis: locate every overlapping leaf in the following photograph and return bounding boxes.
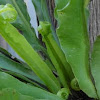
[0,88,36,100]
[0,52,45,87]
[32,0,59,45]
[0,72,64,100]
[0,0,44,51]
[0,9,60,93]
[55,0,97,98]
[38,22,74,91]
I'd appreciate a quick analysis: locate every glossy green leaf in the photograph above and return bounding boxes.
[55,0,97,98]
[0,52,45,87]
[0,1,44,51]
[0,14,60,93]
[0,72,64,100]
[91,36,100,98]
[0,88,36,100]
[38,22,74,90]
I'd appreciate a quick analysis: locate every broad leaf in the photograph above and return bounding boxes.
[54,0,69,19]
[55,0,97,98]
[91,36,100,98]
[0,72,64,100]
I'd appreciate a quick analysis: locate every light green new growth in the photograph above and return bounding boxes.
[71,78,80,91]
[0,4,17,22]
[57,88,69,100]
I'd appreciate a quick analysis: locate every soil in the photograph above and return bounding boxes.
[68,91,95,100]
